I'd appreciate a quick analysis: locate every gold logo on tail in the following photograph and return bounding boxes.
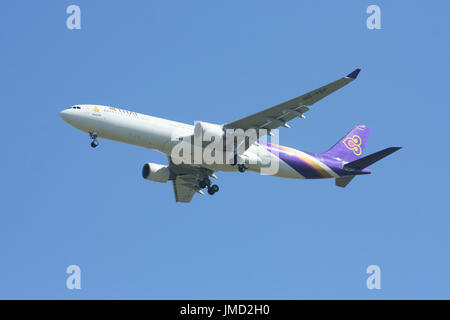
[343,135,362,156]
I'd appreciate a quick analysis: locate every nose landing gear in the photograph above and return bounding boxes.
[89,132,99,148]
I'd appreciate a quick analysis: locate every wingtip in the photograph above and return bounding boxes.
[346,68,361,79]
[386,146,402,154]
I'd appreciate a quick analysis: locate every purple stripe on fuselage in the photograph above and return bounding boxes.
[259,141,371,179]
[260,142,327,179]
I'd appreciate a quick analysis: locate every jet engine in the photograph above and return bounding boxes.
[142,163,170,183]
[194,121,224,140]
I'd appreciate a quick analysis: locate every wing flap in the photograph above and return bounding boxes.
[172,177,199,203]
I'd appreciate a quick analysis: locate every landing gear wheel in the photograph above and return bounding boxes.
[238,164,247,173]
[89,132,99,148]
[207,184,219,195]
[199,179,211,189]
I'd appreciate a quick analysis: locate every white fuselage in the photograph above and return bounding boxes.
[61,105,190,153]
[60,104,321,179]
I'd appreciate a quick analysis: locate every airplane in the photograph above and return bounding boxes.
[60,68,401,202]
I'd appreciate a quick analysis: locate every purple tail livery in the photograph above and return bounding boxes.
[320,125,372,162]
[314,125,401,187]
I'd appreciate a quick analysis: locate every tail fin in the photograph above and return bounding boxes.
[321,125,371,162]
[344,147,402,170]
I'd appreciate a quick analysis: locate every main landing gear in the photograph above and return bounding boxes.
[231,154,248,173]
[238,164,248,173]
[89,132,99,148]
[199,178,219,196]
[207,184,219,195]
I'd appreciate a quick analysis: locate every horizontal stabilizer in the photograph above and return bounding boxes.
[335,176,355,188]
[344,147,401,170]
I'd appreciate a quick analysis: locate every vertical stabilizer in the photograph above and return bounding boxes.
[321,125,371,162]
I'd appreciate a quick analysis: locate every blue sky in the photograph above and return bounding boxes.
[1,1,449,299]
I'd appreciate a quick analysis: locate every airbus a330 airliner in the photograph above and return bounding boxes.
[60,69,400,202]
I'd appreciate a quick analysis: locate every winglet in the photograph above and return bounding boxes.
[346,68,361,79]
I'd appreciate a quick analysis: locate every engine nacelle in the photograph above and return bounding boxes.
[194,121,224,140]
[142,163,170,183]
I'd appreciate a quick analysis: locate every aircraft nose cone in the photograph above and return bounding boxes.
[59,109,74,123]
[60,109,71,122]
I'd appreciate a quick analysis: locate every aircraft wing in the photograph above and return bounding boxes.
[168,157,215,203]
[224,69,361,131]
